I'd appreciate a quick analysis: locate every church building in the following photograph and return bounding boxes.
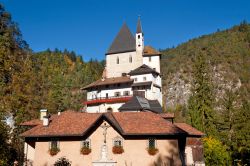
[20,18,205,166]
[82,18,162,113]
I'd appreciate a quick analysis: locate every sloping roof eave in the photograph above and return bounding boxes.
[82,77,133,90]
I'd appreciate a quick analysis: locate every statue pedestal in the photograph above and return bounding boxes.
[92,144,116,166]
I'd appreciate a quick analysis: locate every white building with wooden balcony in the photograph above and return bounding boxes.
[82,18,162,113]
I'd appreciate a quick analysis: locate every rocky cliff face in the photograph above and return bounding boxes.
[163,65,242,109]
[163,70,192,108]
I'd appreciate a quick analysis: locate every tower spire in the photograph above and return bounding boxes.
[136,15,142,33]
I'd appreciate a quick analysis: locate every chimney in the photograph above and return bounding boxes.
[40,109,47,120]
[58,111,61,116]
[43,115,49,126]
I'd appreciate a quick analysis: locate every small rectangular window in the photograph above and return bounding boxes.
[134,78,137,82]
[82,139,91,148]
[50,139,59,150]
[114,140,122,146]
[148,138,156,148]
[116,57,119,64]
[149,56,151,62]
[129,56,132,63]
[106,93,108,98]
[123,91,130,96]
[114,92,120,97]
[113,137,123,147]
[143,77,147,81]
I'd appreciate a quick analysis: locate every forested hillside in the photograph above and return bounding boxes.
[161,22,250,165]
[161,22,250,109]
[0,4,104,164]
[32,50,104,115]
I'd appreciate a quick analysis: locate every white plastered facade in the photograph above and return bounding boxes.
[106,51,142,78]
[143,55,161,73]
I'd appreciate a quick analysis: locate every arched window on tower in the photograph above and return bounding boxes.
[116,57,119,64]
[138,35,140,39]
[129,55,132,63]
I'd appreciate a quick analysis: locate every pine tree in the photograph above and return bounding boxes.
[187,48,216,136]
[216,89,239,162]
[0,121,11,165]
[233,90,250,164]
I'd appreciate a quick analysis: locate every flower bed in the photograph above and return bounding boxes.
[49,147,60,156]
[112,145,124,154]
[147,147,158,155]
[81,147,91,155]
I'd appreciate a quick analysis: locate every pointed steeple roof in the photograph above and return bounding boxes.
[106,23,136,55]
[136,17,142,33]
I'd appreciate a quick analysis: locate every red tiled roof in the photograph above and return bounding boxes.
[21,111,101,137]
[112,112,183,135]
[143,46,161,56]
[20,111,203,138]
[20,119,42,126]
[20,115,57,126]
[160,113,175,119]
[174,123,205,136]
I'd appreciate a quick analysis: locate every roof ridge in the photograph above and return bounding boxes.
[107,113,124,134]
[80,114,103,136]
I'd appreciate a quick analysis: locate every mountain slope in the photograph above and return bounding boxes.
[160,22,250,109]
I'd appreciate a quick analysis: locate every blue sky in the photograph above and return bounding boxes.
[2,0,250,61]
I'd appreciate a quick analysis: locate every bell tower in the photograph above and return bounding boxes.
[136,16,144,53]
